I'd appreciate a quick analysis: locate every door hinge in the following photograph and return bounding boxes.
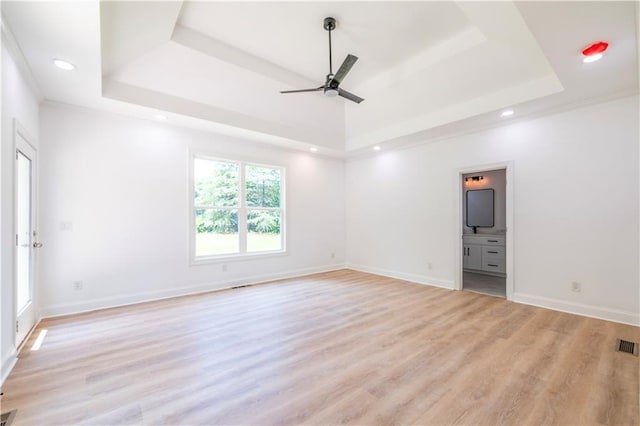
[16,321,19,333]
[15,234,18,246]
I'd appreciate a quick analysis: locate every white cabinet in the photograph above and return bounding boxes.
[463,244,482,270]
[463,235,505,275]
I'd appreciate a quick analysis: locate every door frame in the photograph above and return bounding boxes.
[454,161,514,300]
[13,119,38,348]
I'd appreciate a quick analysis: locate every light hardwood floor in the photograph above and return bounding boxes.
[2,270,638,425]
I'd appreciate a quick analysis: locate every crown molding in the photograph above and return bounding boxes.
[1,14,43,101]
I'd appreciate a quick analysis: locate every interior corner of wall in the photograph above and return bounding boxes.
[1,348,17,385]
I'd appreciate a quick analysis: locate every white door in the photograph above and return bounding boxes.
[15,129,39,346]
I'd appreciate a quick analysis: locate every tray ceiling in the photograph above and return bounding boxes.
[2,1,637,156]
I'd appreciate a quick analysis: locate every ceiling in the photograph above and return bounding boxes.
[2,1,638,157]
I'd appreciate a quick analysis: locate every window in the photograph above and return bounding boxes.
[192,155,284,260]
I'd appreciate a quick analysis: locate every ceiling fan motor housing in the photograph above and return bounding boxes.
[326,74,339,89]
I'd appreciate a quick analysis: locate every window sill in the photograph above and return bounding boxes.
[190,250,289,266]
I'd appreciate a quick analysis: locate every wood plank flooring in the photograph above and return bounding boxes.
[1,269,638,425]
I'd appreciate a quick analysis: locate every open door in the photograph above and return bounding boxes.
[15,124,40,346]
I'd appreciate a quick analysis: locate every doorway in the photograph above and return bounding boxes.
[461,168,507,298]
[14,123,39,347]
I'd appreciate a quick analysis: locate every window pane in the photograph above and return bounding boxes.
[247,210,281,252]
[194,159,239,207]
[246,165,281,208]
[195,209,239,256]
[16,151,31,311]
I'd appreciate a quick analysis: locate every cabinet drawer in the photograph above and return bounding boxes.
[482,237,505,246]
[483,259,505,274]
[462,235,484,245]
[482,246,505,259]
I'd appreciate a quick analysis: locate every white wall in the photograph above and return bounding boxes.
[346,95,639,324]
[1,32,40,382]
[38,103,346,316]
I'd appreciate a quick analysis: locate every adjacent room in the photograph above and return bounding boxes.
[1,1,638,425]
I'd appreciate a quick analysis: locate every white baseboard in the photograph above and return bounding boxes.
[40,263,347,319]
[345,263,455,290]
[1,349,17,386]
[346,264,638,326]
[37,263,638,328]
[513,292,639,326]
[1,318,42,385]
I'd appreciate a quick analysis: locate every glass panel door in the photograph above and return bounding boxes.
[16,150,32,313]
[15,129,37,347]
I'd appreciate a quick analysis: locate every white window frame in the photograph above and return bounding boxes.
[190,153,286,264]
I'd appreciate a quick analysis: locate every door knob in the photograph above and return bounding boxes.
[33,242,43,248]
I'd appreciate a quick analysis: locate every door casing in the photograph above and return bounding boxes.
[14,119,38,348]
[454,162,514,300]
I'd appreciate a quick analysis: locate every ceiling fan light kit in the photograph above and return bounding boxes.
[280,17,364,104]
[325,88,339,97]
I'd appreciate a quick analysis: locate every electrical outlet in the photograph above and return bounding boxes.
[330,252,335,259]
[427,262,433,270]
[73,280,83,291]
[571,281,581,293]
[221,264,227,272]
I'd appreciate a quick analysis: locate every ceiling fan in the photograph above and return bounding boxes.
[280,17,364,104]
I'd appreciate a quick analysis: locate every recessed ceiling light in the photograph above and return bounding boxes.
[53,59,75,70]
[309,147,318,153]
[582,53,603,63]
[500,109,514,118]
[154,114,167,121]
[373,146,381,151]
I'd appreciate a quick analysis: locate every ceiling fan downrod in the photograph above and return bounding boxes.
[324,17,336,76]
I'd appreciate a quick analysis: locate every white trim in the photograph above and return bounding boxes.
[189,152,286,263]
[40,263,346,318]
[345,91,639,161]
[1,15,44,101]
[188,149,196,263]
[190,249,289,266]
[513,292,639,326]
[346,263,638,326]
[1,316,39,386]
[454,162,514,301]
[13,119,39,351]
[345,263,455,290]
[16,318,40,355]
[239,162,247,253]
[1,349,17,385]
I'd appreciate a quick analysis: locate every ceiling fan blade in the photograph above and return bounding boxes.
[338,88,364,104]
[333,54,358,85]
[280,86,324,94]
